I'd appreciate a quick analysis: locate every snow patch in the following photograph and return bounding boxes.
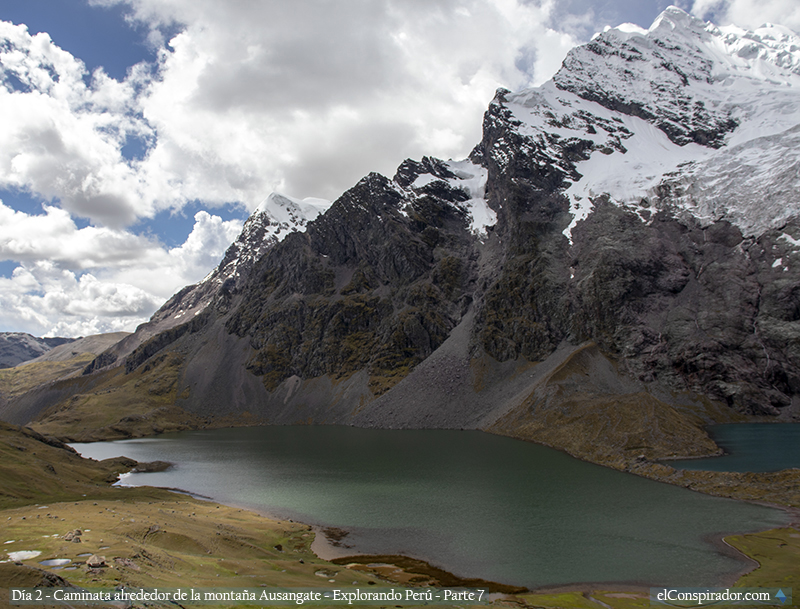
[616,23,648,36]
[399,158,494,238]
[445,160,495,238]
[656,125,800,235]
[781,233,800,247]
[411,174,439,189]
[255,192,330,225]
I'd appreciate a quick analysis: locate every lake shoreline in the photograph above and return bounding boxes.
[2,470,797,605]
[109,474,798,594]
[311,512,797,592]
[69,425,795,591]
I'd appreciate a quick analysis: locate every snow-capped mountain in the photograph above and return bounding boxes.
[16,7,800,460]
[145,6,800,334]
[479,7,800,239]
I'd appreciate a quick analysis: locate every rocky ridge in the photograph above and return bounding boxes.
[79,192,331,374]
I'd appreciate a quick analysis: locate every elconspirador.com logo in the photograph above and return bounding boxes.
[650,587,792,606]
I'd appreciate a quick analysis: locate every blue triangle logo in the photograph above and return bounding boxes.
[776,590,787,604]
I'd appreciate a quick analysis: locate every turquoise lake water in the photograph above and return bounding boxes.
[71,426,789,589]
[666,424,800,472]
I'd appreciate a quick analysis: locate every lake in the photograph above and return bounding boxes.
[71,426,789,589]
[666,424,800,472]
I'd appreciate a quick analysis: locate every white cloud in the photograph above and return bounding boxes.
[0,201,157,267]
[168,211,243,278]
[92,0,579,202]
[691,0,800,31]
[0,21,156,228]
[0,200,241,336]
[0,262,161,338]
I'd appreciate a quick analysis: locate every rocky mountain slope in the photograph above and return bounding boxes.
[8,7,800,467]
[79,193,330,375]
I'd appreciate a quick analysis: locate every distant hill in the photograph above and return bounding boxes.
[0,333,74,369]
[25,333,131,364]
[0,332,132,427]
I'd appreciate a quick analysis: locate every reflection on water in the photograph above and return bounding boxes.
[72,426,788,588]
[40,558,71,567]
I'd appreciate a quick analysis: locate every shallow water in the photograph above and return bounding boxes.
[72,426,788,588]
[40,558,71,567]
[667,424,800,472]
[6,551,41,561]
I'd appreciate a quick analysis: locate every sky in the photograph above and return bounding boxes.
[1,0,799,338]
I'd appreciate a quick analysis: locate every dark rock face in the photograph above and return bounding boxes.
[565,206,795,415]
[200,78,797,419]
[226,173,477,395]
[74,61,796,424]
[466,90,795,416]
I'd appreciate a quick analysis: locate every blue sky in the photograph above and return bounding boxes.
[0,0,795,337]
[1,0,153,80]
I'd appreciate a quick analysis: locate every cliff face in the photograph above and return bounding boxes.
[16,8,800,461]
[226,169,478,396]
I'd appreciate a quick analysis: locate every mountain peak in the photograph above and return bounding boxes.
[650,5,707,32]
[254,192,330,227]
[481,7,800,239]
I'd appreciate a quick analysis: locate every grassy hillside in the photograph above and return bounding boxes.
[0,421,133,509]
[0,355,95,403]
[27,353,205,441]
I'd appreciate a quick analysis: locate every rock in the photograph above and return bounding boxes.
[114,557,140,571]
[85,555,106,569]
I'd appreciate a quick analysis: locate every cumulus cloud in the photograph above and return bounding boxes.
[0,199,241,336]
[691,0,800,31]
[0,201,159,267]
[0,21,154,228]
[0,262,162,337]
[89,0,579,201]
